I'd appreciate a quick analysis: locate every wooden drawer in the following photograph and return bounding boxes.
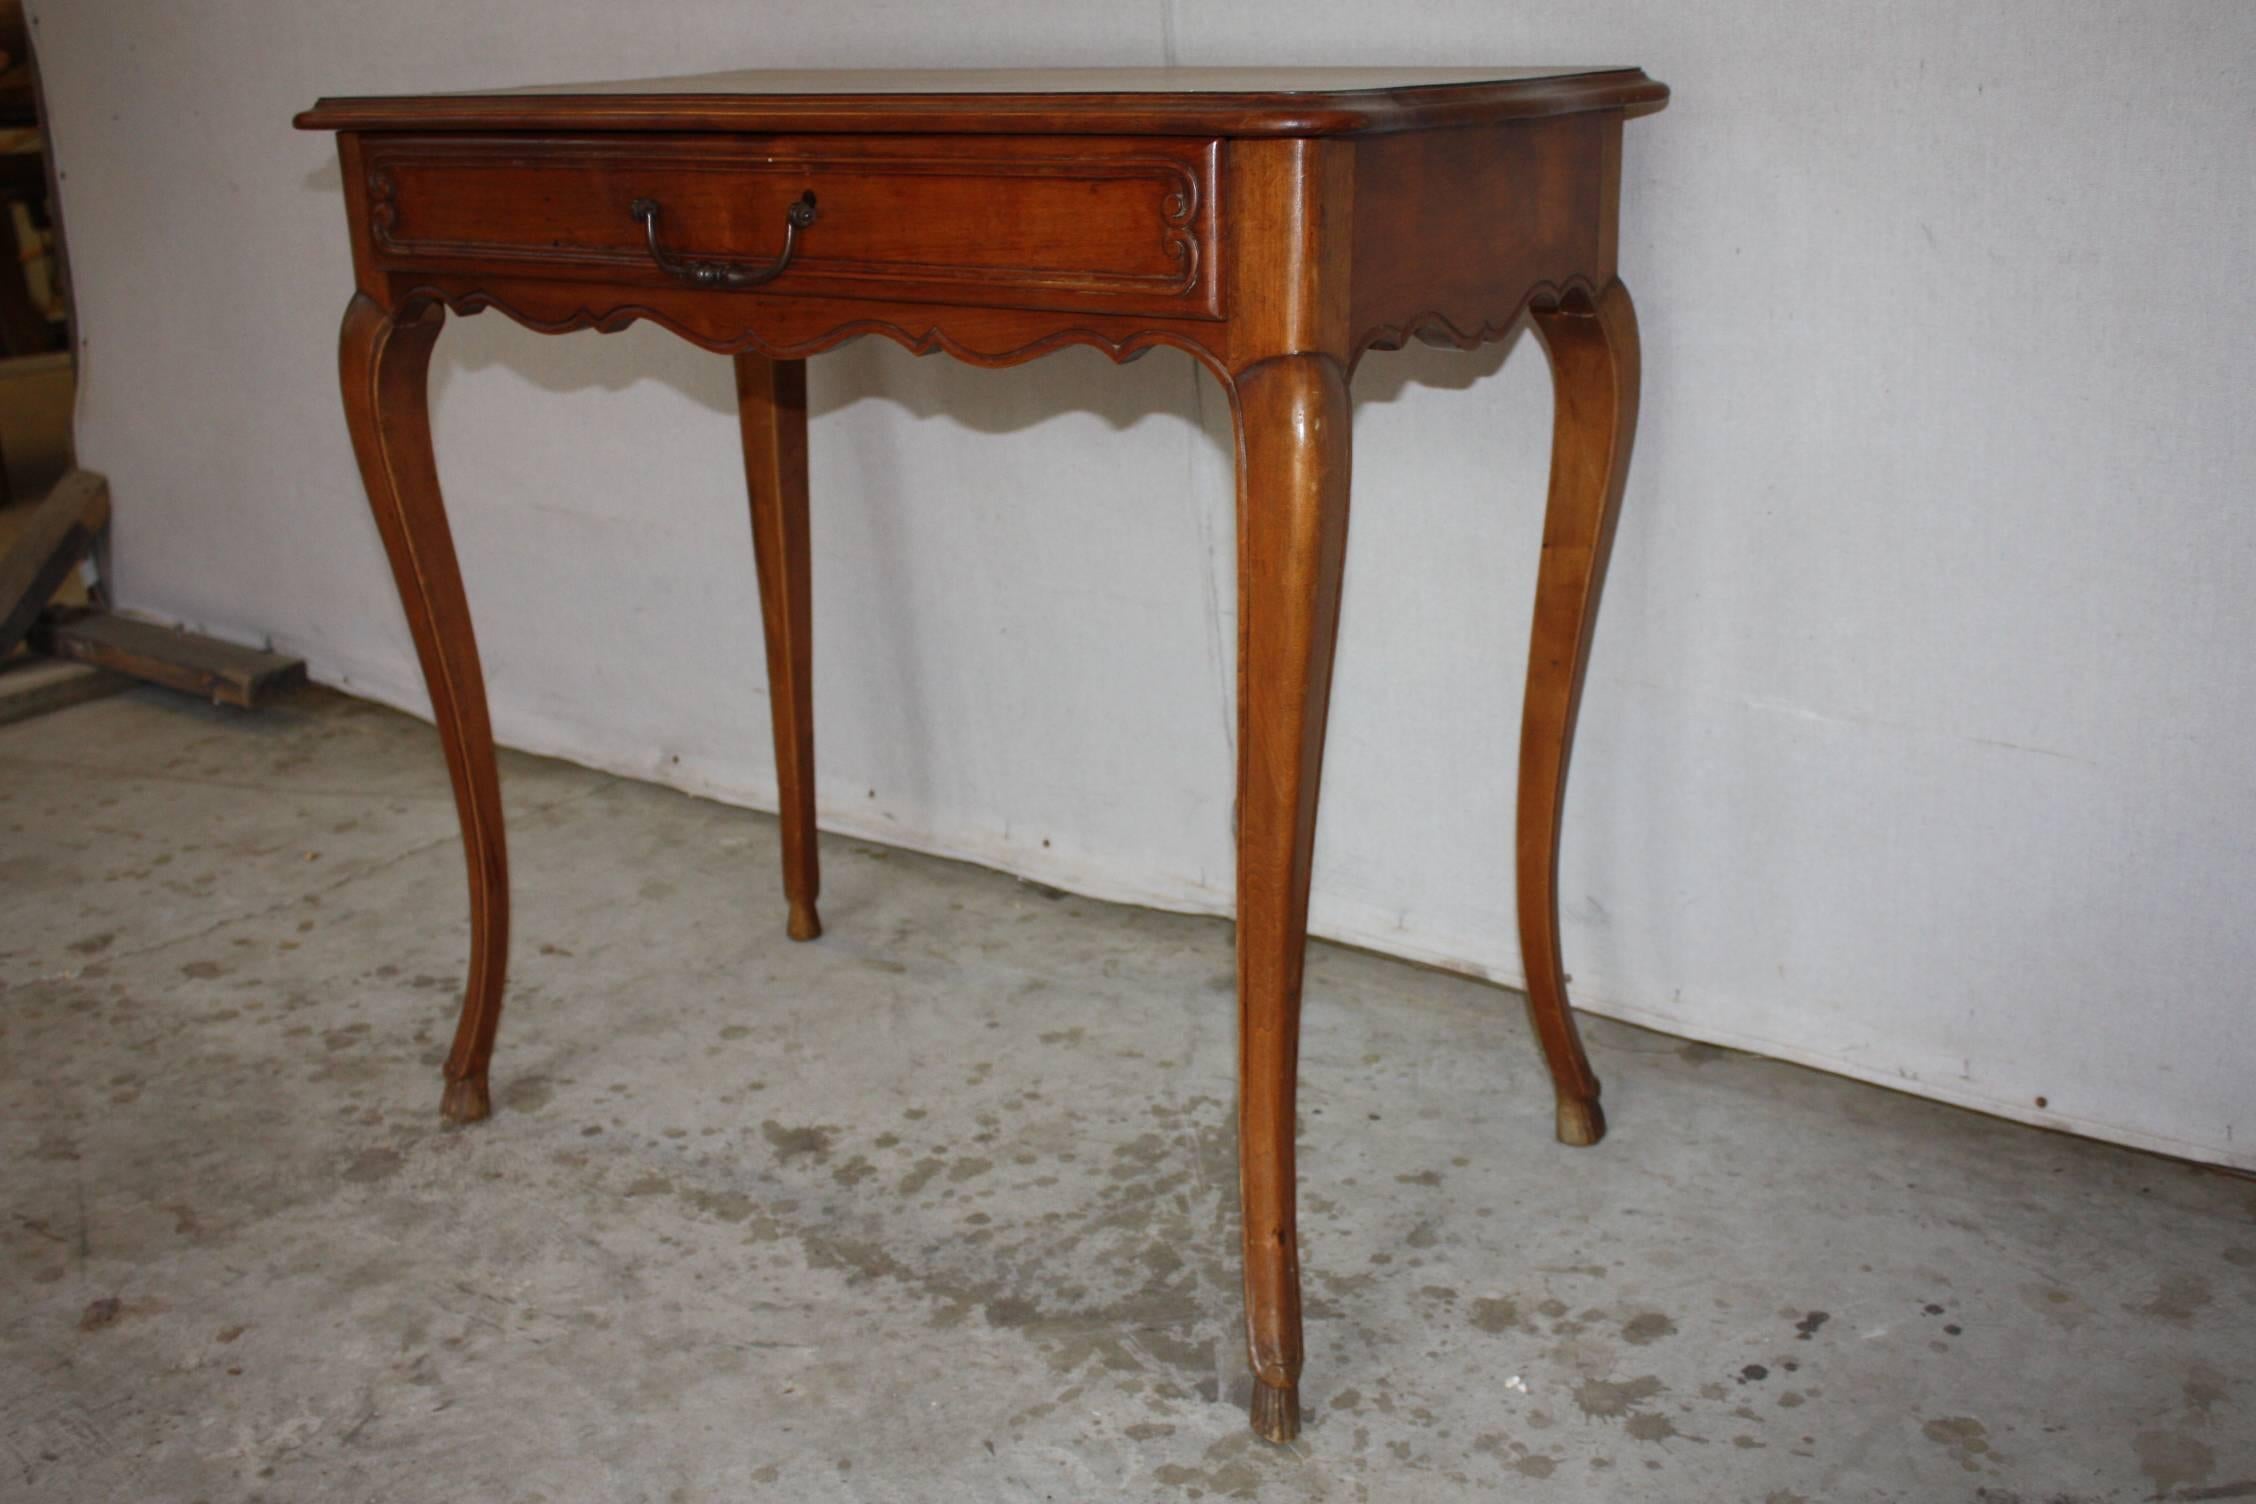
[361,134,1222,320]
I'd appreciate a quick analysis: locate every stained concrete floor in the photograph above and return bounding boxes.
[2,686,2252,1504]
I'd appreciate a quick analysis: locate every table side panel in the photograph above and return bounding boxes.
[1347,114,1619,363]
[359,133,1224,321]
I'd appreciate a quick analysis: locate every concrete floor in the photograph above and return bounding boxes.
[2,687,2252,1504]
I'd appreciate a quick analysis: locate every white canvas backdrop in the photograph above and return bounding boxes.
[31,0,2256,1167]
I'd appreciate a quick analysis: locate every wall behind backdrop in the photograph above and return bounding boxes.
[31,1,2256,1168]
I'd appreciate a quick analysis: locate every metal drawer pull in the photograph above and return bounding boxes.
[628,190,817,288]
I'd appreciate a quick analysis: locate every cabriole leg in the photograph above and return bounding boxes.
[1519,280,1642,1148]
[338,292,510,1124]
[1230,352,1354,1442]
[734,354,822,941]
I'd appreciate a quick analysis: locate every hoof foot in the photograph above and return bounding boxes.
[1556,1095,1606,1147]
[440,1076,491,1126]
[786,902,823,942]
[1249,1380,1300,1443]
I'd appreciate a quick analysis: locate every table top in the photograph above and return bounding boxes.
[297,66,1666,137]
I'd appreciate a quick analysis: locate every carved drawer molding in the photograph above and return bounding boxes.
[363,134,1223,321]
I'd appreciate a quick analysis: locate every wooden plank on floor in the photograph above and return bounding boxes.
[30,607,307,709]
[0,655,129,726]
[0,468,107,658]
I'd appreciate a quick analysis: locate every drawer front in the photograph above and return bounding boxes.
[363,134,1222,320]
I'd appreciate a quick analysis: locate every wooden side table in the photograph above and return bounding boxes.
[298,66,1667,1443]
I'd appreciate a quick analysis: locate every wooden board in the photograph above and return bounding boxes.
[30,607,307,709]
[0,468,106,656]
[0,655,128,726]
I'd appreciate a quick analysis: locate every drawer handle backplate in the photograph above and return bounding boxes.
[628,191,817,289]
